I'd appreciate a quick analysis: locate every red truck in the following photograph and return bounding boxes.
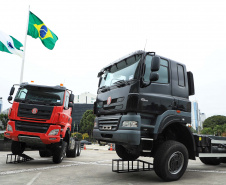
[4,82,81,163]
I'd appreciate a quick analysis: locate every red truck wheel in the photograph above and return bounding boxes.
[77,141,81,156]
[52,141,67,163]
[66,139,77,158]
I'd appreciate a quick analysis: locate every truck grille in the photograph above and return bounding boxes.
[98,116,121,131]
[18,103,53,120]
[15,121,50,133]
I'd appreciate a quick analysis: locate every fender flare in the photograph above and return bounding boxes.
[153,111,196,160]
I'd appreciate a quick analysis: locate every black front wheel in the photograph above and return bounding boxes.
[115,144,139,161]
[154,140,188,181]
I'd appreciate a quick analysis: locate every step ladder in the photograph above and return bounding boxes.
[6,154,34,164]
[112,159,153,173]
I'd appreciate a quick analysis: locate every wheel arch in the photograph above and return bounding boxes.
[63,128,71,144]
[158,122,196,160]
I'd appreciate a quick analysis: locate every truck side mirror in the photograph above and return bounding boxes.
[150,72,159,82]
[187,71,195,95]
[151,56,160,71]
[68,102,74,111]
[97,71,103,77]
[9,86,15,96]
[8,96,13,103]
[69,94,74,102]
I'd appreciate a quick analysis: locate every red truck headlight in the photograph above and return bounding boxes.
[7,123,13,131]
[48,129,60,136]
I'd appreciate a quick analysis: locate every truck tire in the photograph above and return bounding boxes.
[153,140,188,181]
[11,141,25,155]
[39,150,52,157]
[115,144,139,161]
[66,139,77,158]
[52,141,67,163]
[199,157,221,165]
[77,141,81,156]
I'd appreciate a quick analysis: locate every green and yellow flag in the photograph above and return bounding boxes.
[27,11,58,50]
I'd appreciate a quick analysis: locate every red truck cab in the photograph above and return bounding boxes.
[4,83,80,163]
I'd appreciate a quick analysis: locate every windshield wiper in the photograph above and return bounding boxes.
[113,80,127,87]
[99,86,110,92]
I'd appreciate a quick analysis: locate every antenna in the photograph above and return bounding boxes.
[144,39,147,51]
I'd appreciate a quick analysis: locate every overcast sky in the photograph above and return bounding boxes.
[0,0,226,118]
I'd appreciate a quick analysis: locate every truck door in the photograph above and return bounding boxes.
[171,62,190,112]
[139,55,174,114]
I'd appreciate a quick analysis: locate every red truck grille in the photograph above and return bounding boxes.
[15,121,50,133]
[18,103,53,120]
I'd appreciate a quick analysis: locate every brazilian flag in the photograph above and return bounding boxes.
[27,11,58,50]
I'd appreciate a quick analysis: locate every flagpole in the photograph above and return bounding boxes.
[20,5,30,84]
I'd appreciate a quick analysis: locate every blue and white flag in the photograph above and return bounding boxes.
[0,30,23,58]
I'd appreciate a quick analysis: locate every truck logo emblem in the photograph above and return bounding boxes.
[107,97,112,105]
[141,98,148,102]
[31,108,38,114]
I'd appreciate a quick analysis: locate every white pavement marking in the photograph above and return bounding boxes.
[0,161,112,176]
[187,169,226,174]
[26,172,41,185]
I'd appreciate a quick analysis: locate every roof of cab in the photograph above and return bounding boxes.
[19,82,67,91]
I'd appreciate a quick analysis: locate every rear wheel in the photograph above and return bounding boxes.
[77,141,81,156]
[11,141,25,155]
[66,138,77,158]
[52,141,67,163]
[115,144,139,161]
[199,157,221,165]
[153,140,188,181]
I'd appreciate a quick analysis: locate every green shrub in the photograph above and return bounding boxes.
[71,132,83,140]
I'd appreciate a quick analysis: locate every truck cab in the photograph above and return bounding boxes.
[4,82,81,163]
[93,50,195,181]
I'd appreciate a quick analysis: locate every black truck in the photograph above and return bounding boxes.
[93,50,226,181]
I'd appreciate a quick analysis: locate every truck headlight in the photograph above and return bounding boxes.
[7,124,13,131]
[122,121,138,127]
[94,122,98,128]
[48,129,59,136]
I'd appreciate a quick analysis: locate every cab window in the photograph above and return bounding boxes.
[144,56,169,84]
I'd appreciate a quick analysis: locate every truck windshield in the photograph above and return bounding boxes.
[99,54,142,88]
[14,86,65,106]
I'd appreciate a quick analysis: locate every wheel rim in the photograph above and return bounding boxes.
[168,151,184,174]
[61,144,66,160]
[78,145,81,154]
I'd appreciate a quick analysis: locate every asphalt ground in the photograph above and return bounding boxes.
[1,144,226,185]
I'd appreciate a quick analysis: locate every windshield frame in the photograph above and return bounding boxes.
[14,86,65,106]
[98,54,143,89]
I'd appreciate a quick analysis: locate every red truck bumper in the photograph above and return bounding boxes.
[4,121,61,145]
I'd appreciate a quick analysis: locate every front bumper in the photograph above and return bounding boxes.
[93,114,141,145]
[4,120,61,145]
